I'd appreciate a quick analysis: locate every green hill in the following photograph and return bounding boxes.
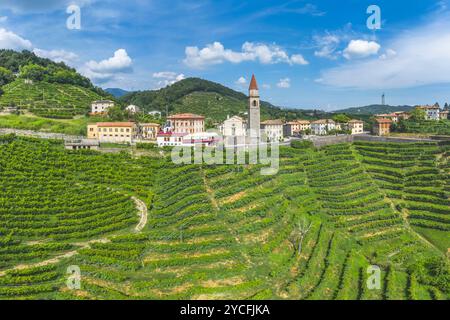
[335,104,413,115]
[0,50,113,119]
[120,78,322,122]
[0,79,103,118]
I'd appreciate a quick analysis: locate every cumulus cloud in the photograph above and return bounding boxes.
[152,71,185,87]
[33,48,78,65]
[343,40,380,60]
[235,76,247,86]
[0,28,32,50]
[319,13,450,89]
[83,49,133,84]
[277,78,291,89]
[184,41,308,68]
[86,49,132,74]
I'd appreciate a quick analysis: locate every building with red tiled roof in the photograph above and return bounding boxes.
[167,113,205,134]
[373,118,392,136]
[87,122,137,143]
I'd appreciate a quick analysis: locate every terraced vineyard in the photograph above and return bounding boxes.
[0,79,103,118]
[0,134,448,300]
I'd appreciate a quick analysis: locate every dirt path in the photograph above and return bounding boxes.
[132,196,148,232]
[0,197,148,277]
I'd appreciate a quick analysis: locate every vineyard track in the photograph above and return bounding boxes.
[0,197,148,277]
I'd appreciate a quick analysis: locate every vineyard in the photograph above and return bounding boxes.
[0,79,103,118]
[0,134,448,300]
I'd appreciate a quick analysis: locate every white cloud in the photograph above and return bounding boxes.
[379,49,397,60]
[235,76,247,87]
[277,78,291,89]
[82,49,133,84]
[184,41,308,68]
[262,84,271,89]
[0,28,32,50]
[33,48,78,65]
[319,13,450,89]
[86,49,132,74]
[314,34,340,59]
[152,71,185,87]
[343,40,380,60]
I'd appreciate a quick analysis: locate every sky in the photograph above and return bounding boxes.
[0,0,450,111]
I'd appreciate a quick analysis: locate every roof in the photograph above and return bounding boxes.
[348,119,363,123]
[249,74,258,90]
[92,100,114,104]
[224,115,244,122]
[286,120,310,125]
[157,131,188,137]
[417,105,439,110]
[65,139,100,146]
[140,123,160,127]
[167,113,205,120]
[261,119,283,125]
[97,122,135,127]
[375,118,393,124]
[311,119,335,124]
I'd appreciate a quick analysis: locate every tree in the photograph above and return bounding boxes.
[410,108,426,121]
[0,66,14,86]
[288,218,312,256]
[19,63,48,81]
[332,114,351,124]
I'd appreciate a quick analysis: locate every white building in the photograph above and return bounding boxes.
[91,100,114,114]
[126,105,141,114]
[311,119,336,135]
[417,105,440,121]
[219,115,247,146]
[156,132,187,147]
[260,120,284,142]
[148,111,162,118]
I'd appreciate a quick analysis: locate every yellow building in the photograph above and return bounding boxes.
[140,123,160,140]
[88,122,137,144]
[347,120,364,135]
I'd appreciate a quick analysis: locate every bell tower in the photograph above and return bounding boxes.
[248,74,261,138]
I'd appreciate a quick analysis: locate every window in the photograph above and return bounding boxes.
[253,100,257,107]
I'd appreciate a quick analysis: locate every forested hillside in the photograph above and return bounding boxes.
[0,50,112,118]
[120,78,324,122]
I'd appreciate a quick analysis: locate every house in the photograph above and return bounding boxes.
[260,119,284,142]
[148,111,162,118]
[284,120,311,137]
[126,105,141,114]
[375,113,399,123]
[347,119,364,135]
[91,100,114,114]
[64,139,99,151]
[439,110,449,120]
[88,122,137,144]
[311,119,336,135]
[219,115,247,146]
[417,104,440,121]
[182,132,220,147]
[167,113,205,134]
[393,111,411,121]
[140,123,160,140]
[373,118,392,136]
[156,131,186,147]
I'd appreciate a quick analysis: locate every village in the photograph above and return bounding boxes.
[69,75,450,151]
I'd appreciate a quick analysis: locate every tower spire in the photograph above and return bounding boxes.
[249,74,258,90]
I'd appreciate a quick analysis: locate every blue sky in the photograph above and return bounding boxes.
[0,0,450,110]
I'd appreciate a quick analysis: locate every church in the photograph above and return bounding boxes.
[220,74,261,146]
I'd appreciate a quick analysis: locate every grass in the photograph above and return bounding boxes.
[0,114,107,136]
[412,226,450,253]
